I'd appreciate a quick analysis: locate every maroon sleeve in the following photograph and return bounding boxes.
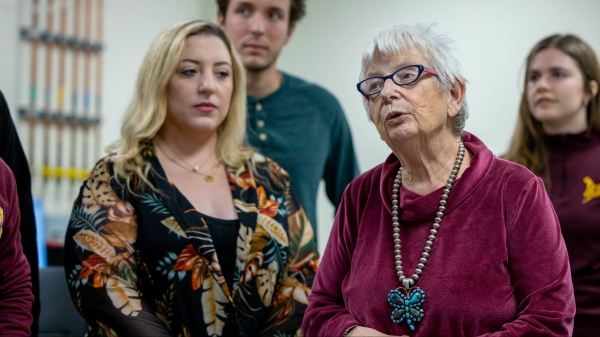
[301,184,362,337]
[0,159,33,335]
[481,177,575,336]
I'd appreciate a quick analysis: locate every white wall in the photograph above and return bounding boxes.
[0,0,24,115]
[2,0,600,251]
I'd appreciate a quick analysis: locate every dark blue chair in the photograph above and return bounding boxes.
[39,266,88,337]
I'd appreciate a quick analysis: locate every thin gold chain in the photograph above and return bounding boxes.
[157,135,213,172]
[154,138,221,181]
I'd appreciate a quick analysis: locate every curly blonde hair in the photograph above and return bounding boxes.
[106,20,249,192]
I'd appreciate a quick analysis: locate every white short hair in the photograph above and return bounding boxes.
[360,23,468,134]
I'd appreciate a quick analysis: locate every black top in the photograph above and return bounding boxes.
[200,211,241,336]
[200,211,239,292]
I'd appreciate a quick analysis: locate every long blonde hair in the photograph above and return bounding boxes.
[504,34,600,187]
[106,20,249,192]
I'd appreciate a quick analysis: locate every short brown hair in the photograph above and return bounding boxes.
[216,0,306,29]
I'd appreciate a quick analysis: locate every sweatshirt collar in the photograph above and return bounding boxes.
[544,130,600,150]
[379,132,494,222]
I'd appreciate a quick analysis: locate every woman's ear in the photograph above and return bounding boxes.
[588,80,599,100]
[217,11,225,27]
[448,79,466,118]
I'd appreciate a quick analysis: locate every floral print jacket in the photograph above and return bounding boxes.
[64,147,319,337]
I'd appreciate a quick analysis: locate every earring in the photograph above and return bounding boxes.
[584,99,589,106]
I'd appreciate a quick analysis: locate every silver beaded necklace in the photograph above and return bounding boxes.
[387,141,465,331]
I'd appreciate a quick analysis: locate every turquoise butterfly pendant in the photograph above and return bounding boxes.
[387,287,425,331]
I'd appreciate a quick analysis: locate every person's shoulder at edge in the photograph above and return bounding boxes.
[245,149,291,179]
[81,154,121,187]
[465,132,540,190]
[492,155,540,186]
[0,157,13,186]
[90,154,117,170]
[0,90,10,124]
[486,155,550,216]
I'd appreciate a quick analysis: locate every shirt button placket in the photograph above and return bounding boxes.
[257,102,267,142]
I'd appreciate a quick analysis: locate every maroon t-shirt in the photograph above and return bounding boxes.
[0,158,33,335]
[546,131,600,336]
[302,132,574,337]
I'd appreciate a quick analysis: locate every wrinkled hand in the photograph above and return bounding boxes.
[347,326,409,337]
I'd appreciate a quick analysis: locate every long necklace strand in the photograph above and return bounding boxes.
[387,141,465,331]
[154,139,220,183]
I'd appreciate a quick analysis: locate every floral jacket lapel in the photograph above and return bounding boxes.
[226,160,259,238]
[144,147,261,303]
[224,161,261,310]
[145,150,197,238]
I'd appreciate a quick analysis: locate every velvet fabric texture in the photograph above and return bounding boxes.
[302,132,575,337]
[545,131,600,337]
[0,158,34,335]
[0,90,39,335]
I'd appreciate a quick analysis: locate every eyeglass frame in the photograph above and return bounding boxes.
[356,64,439,97]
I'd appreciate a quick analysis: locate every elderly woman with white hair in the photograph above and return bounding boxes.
[301,24,575,337]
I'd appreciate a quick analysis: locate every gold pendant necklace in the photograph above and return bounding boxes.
[155,138,220,183]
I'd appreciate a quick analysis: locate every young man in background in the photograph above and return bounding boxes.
[217,0,359,238]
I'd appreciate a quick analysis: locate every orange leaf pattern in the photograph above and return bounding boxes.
[64,152,319,336]
[173,244,208,291]
[107,202,135,223]
[257,186,279,217]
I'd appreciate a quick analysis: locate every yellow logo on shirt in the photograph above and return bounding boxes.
[0,207,3,238]
[582,176,600,204]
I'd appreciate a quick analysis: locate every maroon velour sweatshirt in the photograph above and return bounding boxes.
[546,131,600,337]
[0,158,33,335]
[302,132,574,337]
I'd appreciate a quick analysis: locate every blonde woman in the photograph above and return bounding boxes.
[64,20,318,337]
